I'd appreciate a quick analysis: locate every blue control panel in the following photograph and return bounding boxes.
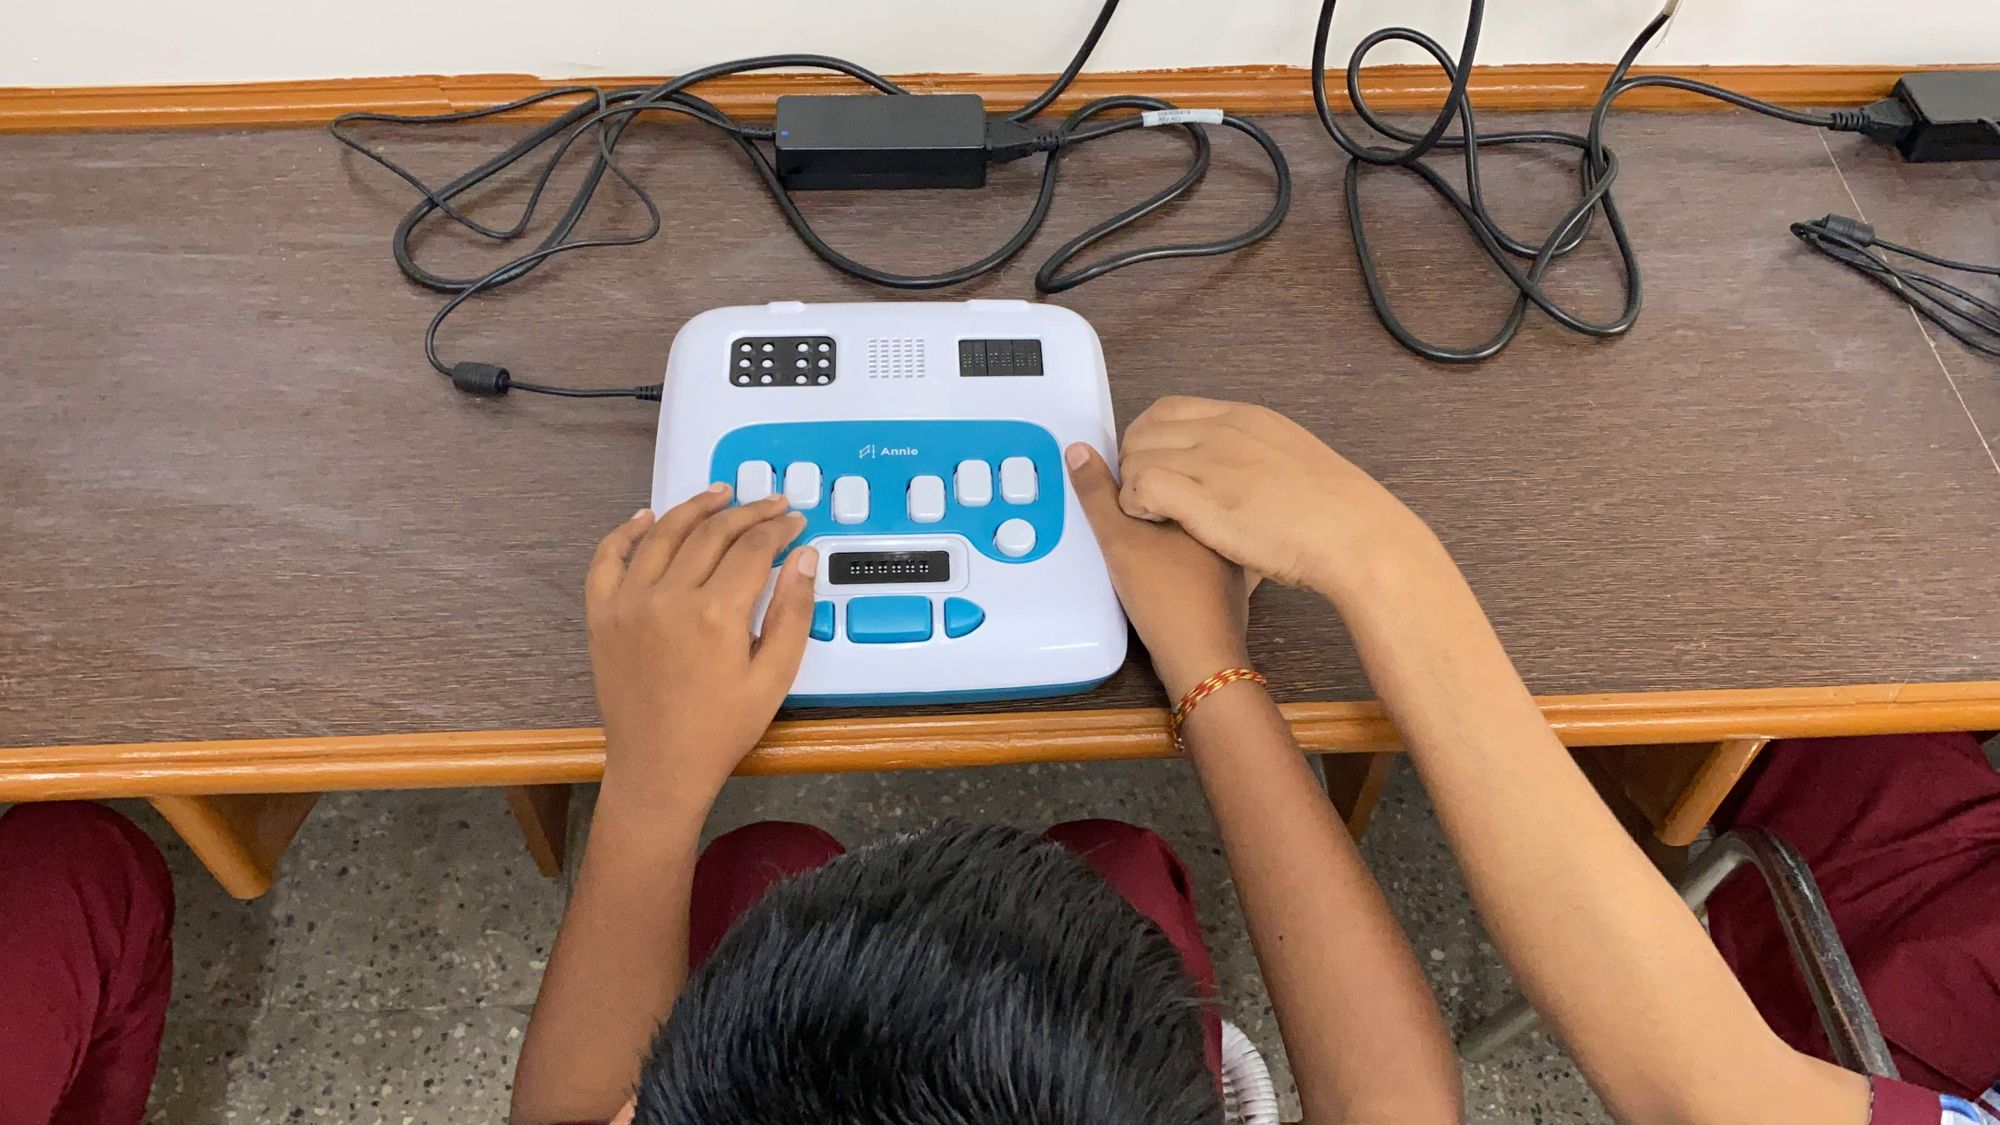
[708,419,1066,564]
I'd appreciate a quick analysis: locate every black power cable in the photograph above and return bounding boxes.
[1010,0,1125,124]
[1793,215,2000,359]
[331,4,1290,401]
[1308,0,1898,364]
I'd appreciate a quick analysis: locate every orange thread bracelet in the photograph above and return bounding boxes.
[1168,667,1267,751]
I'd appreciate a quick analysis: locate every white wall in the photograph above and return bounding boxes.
[7,0,1998,87]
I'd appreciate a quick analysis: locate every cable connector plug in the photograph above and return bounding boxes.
[449,361,512,396]
[984,118,1060,164]
[1828,96,1914,146]
[1805,214,1876,248]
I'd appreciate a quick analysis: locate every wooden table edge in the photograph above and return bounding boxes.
[6,679,1995,801]
[15,679,1992,898]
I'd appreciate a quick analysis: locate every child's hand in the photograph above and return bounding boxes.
[1068,443,1252,699]
[1112,396,1437,603]
[584,489,817,807]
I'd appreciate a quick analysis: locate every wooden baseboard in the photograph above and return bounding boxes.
[2,62,1987,135]
[3,680,1997,800]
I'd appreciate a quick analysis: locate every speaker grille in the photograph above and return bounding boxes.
[866,337,926,379]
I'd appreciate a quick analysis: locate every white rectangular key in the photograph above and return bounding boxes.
[832,475,869,524]
[735,460,775,503]
[908,475,946,523]
[955,460,993,507]
[999,456,1038,505]
[783,462,822,509]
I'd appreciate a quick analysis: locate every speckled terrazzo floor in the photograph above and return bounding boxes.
[126,757,1612,1124]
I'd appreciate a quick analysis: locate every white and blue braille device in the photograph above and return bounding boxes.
[649,300,1129,706]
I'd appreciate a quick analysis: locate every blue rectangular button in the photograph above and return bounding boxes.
[844,596,933,644]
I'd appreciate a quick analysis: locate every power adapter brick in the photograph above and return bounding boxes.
[1844,71,2000,163]
[773,93,1052,190]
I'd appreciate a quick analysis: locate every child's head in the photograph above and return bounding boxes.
[635,823,1221,1125]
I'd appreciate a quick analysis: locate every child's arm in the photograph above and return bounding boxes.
[510,490,816,1125]
[1068,445,1463,1125]
[1109,397,1873,1125]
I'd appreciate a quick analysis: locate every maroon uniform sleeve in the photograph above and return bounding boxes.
[1872,1076,2000,1125]
[1872,1077,1944,1124]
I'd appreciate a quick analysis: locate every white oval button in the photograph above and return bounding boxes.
[999,456,1038,504]
[735,461,775,503]
[783,462,822,509]
[831,476,869,524]
[993,518,1036,558]
[954,460,993,507]
[907,475,946,523]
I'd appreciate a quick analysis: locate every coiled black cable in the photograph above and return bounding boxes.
[1310,0,1864,363]
[331,1,1290,401]
[1793,215,2000,359]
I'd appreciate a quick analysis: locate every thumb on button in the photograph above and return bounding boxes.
[1065,443,1124,546]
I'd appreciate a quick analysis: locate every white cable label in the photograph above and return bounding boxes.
[1141,108,1225,127]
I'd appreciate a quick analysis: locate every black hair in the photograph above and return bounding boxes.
[636,823,1221,1125]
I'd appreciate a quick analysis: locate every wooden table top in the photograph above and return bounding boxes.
[4,110,1998,751]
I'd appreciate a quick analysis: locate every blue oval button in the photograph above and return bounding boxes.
[844,596,933,644]
[943,597,985,639]
[809,600,836,642]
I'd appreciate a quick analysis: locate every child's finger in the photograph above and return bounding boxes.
[707,512,808,609]
[627,483,732,584]
[1131,395,1231,427]
[1116,416,1208,456]
[662,494,792,589]
[1064,443,1131,549]
[1114,454,1202,525]
[585,508,655,603]
[752,546,818,688]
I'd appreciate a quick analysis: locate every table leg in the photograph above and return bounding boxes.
[1580,738,1770,847]
[1322,751,1397,840]
[148,792,320,900]
[506,783,573,879]
[1574,751,1695,880]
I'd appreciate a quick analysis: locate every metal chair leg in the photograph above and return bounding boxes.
[1458,828,1899,1078]
[1458,995,1538,1062]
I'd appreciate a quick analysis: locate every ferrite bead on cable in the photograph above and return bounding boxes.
[449,362,513,396]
